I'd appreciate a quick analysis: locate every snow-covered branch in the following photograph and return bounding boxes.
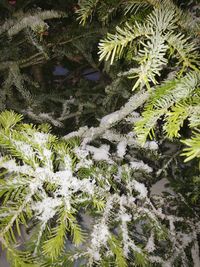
[64,90,149,143]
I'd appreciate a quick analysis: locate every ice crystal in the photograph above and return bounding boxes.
[117,140,127,158]
[86,144,110,161]
[130,160,153,173]
[32,197,62,223]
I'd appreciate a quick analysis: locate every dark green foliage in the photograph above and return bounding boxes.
[0,0,200,266]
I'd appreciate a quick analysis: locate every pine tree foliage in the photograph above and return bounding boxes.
[77,0,124,25]
[124,0,160,15]
[97,0,200,164]
[0,111,199,267]
[0,10,65,37]
[0,0,110,129]
[181,131,200,162]
[77,0,100,25]
[135,71,200,144]
[98,0,199,90]
[0,0,200,266]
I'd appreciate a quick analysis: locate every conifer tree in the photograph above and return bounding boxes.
[0,0,200,267]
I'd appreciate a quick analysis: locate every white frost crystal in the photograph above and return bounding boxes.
[145,141,158,150]
[0,158,33,175]
[33,132,49,145]
[42,148,52,159]
[33,197,62,223]
[86,144,110,161]
[14,140,34,155]
[133,180,148,199]
[100,110,120,126]
[117,140,127,158]
[145,232,155,252]
[88,222,110,261]
[130,160,153,173]
[74,146,93,170]
[34,167,53,181]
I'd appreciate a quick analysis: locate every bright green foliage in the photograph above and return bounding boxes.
[108,235,127,267]
[0,0,200,266]
[135,72,200,143]
[98,22,151,65]
[134,251,149,267]
[0,111,159,266]
[1,111,197,267]
[99,0,199,90]
[167,33,199,73]
[42,209,84,259]
[0,110,93,266]
[0,110,23,130]
[181,132,200,162]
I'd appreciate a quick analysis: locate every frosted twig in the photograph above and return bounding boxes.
[63,90,149,143]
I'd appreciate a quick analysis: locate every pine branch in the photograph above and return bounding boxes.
[124,0,159,15]
[98,22,151,64]
[42,208,67,259]
[108,235,127,267]
[181,132,200,162]
[77,0,100,25]
[147,1,179,32]
[0,193,33,244]
[167,33,200,72]
[163,97,200,139]
[131,32,168,90]
[63,90,150,143]
[135,72,200,144]
[7,10,65,37]
[0,110,23,129]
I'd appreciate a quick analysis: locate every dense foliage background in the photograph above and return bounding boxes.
[0,0,199,266]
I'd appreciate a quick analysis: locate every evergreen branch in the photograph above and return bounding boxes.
[154,71,200,109]
[2,237,39,267]
[163,99,200,139]
[42,210,84,259]
[134,109,163,144]
[143,79,178,110]
[135,71,200,143]
[0,193,33,242]
[64,90,150,143]
[8,10,65,36]
[163,104,188,139]
[108,235,127,267]
[147,1,179,32]
[8,63,32,101]
[67,212,85,246]
[134,251,149,267]
[181,132,200,162]
[7,250,38,267]
[0,110,23,130]
[97,0,123,25]
[77,0,100,25]
[0,129,37,168]
[98,22,152,64]
[167,33,200,72]
[0,173,31,202]
[42,209,67,259]
[124,0,159,15]
[131,32,168,90]
[21,109,63,128]
[189,104,200,128]
[150,73,199,111]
